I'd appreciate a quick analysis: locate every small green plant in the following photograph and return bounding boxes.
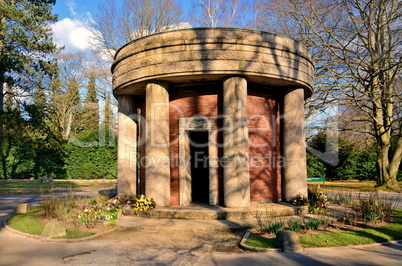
[267,221,284,234]
[250,205,286,233]
[251,209,266,233]
[78,206,103,229]
[319,215,334,230]
[88,198,98,206]
[305,218,321,230]
[366,210,378,223]
[287,220,302,232]
[108,220,117,227]
[342,210,357,226]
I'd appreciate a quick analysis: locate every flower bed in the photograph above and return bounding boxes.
[290,186,328,214]
[38,193,156,232]
[102,195,156,213]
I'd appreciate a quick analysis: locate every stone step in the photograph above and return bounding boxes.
[117,203,347,232]
[122,203,302,220]
[117,216,253,232]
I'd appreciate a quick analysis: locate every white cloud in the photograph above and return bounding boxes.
[66,0,78,17]
[51,18,94,53]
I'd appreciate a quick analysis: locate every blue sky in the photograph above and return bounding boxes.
[53,0,99,20]
[51,0,192,53]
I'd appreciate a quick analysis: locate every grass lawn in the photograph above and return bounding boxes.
[6,207,95,239]
[300,209,402,247]
[0,189,53,194]
[6,207,46,235]
[0,180,116,194]
[308,180,402,192]
[245,237,276,248]
[245,209,402,249]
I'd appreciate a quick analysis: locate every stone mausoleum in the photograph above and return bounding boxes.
[112,28,314,207]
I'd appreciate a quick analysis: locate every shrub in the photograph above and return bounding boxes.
[267,221,284,234]
[65,143,117,179]
[305,218,321,230]
[41,188,77,220]
[42,194,63,220]
[287,220,302,232]
[358,193,395,223]
[343,210,358,226]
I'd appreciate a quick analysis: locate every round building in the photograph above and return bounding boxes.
[112,28,314,207]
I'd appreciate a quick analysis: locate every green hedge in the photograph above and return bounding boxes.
[65,143,117,179]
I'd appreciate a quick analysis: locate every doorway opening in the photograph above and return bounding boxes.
[188,130,209,204]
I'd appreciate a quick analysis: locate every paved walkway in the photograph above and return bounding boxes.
[1,192,402,265]
[196,242,402,266]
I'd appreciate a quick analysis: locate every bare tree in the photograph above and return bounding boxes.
[89,0,182,60]
[48,53,86,141]
[253,0,339,136]
[188,0,250,28]
[256,0,402,188]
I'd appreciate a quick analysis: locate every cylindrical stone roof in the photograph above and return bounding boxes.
[112,28,314,97]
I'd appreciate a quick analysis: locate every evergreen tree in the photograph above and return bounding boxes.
[104,92,112,143]
[0,0,59,178]
[33,79,47,107]
[65,76,81,137]
[85,73,97,103]
[68,77,80,106]
[82,72,99,131]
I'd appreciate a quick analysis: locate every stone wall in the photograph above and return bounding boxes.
[112,28,314,97]
[169,84,221,205]
[247,87,281,202]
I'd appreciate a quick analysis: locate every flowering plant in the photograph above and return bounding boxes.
[77,205,104,228]
[132,194,156,213]
[290,193,309,206]
[102,194,156,214]
[308,187,328,214]
[77,194,156,228]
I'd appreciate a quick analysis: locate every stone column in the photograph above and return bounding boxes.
[117,95,137,196]
[282,88,307,201]
[223,76,250,207]
[145,81,170,206]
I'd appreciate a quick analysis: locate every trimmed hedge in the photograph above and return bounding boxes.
[65,143,117,179]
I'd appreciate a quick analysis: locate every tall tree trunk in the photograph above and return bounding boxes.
[376,136,401,189]
[0,0,6,178]
[0,79,5,179]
